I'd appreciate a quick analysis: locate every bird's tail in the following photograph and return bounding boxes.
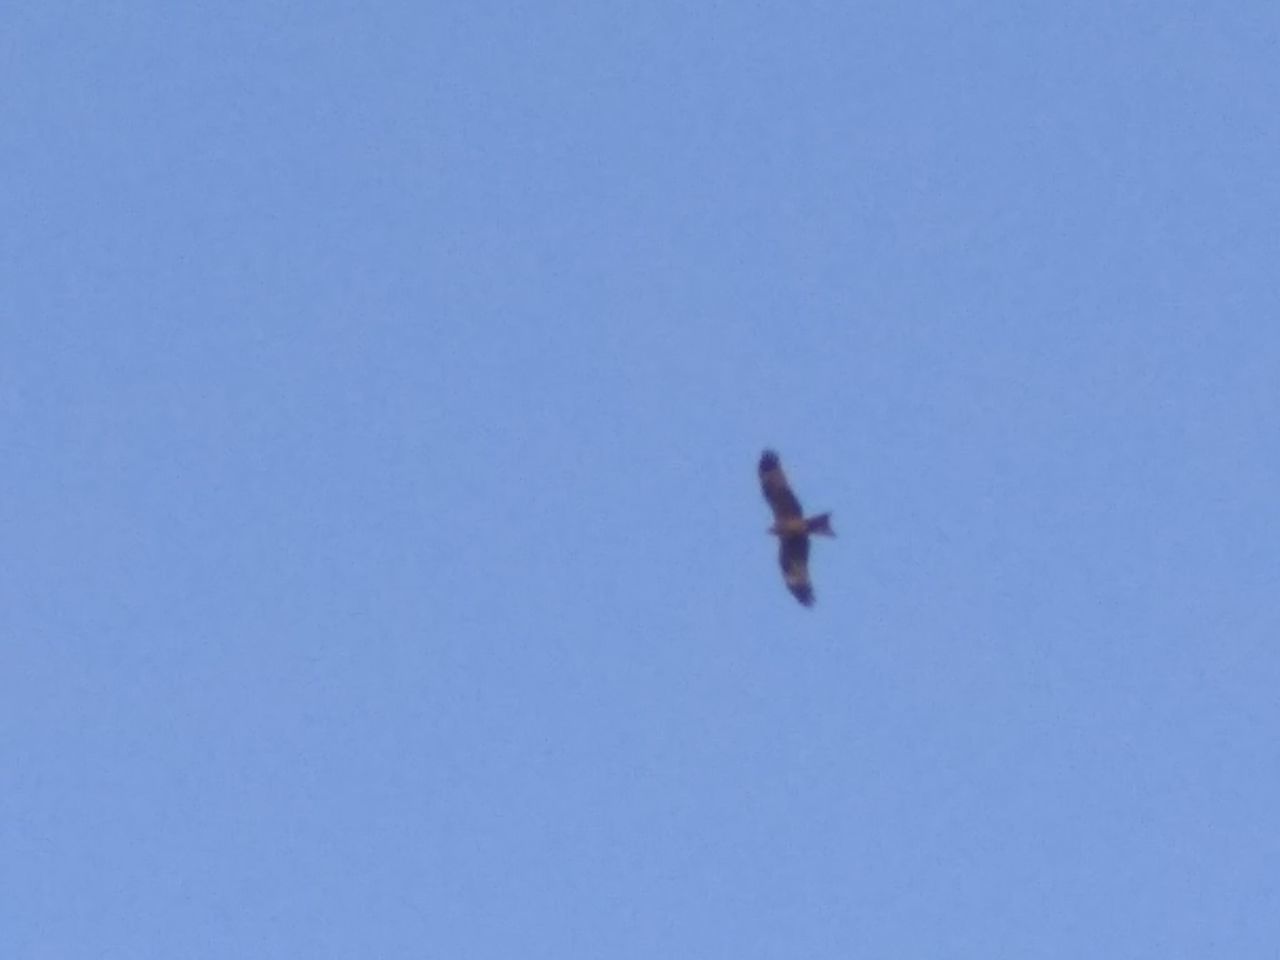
[806,512,835,537]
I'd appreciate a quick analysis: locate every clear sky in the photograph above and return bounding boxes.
[4,3,1279,957]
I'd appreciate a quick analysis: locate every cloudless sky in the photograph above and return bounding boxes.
[4,2,1279,956]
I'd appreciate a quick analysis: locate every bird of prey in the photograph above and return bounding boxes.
[758,449,834,606]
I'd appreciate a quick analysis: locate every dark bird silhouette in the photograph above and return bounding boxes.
[758,450,834,606]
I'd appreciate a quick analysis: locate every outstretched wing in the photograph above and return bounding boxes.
[759,449,804,521]
[779,534,814,606]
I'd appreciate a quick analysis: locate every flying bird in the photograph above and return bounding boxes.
[758,449,834,606]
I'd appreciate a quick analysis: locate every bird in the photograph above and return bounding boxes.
[758,449,834,606]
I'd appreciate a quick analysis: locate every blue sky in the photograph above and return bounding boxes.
[4,3,1279,956]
